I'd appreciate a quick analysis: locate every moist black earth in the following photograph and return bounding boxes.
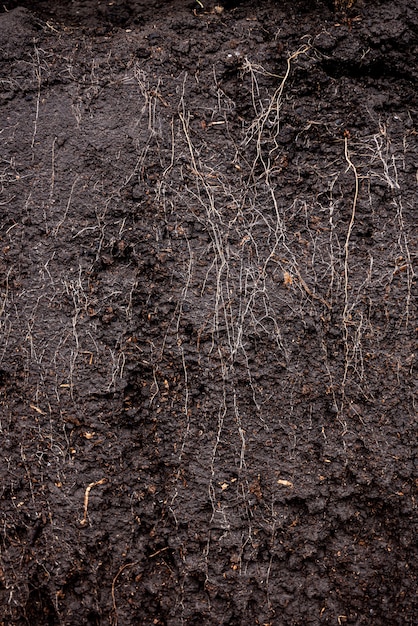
[0,1,417,624]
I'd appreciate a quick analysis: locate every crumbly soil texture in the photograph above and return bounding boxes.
[0,0,417,624]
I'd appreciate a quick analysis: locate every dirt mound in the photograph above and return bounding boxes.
[0,1,416,624]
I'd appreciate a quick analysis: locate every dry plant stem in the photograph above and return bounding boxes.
[79,478,107,526]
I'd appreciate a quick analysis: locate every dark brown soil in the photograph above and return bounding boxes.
[0,1,417,624]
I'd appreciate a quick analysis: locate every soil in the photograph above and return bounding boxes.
[0,1,417,624]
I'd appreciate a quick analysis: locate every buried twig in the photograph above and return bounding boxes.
[79,478,107,526]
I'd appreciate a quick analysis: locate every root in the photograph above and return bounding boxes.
[79,478,107,527]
